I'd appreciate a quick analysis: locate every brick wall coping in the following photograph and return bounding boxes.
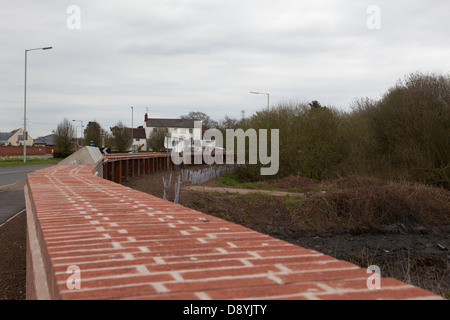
[25,163,443,300]
[103,153,169,161]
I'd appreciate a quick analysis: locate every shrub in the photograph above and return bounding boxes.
[52,151,73,159]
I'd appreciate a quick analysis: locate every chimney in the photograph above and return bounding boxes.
[144,113,148,122]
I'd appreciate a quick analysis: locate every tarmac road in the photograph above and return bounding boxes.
[0,164,54,225]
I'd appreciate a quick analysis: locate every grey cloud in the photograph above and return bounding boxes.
[1,0,449,138]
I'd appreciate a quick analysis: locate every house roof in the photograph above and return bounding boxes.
[34,134,55,146]
[146,118,200,129]
[130,128,146,139]
[0,132,13,140]
[0,132,13,145]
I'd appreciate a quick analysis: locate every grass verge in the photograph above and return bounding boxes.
[0,156,61,167]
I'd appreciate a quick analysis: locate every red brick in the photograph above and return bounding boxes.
[249,254,330,266]
[160,252,253,263]
[181,265,281,280]
[165,276,277,292]
[256,248,320,257]
[60,283,158,300]
[59,273,174,289]
[205,282,325,300]
[131,292,200,300]
[279,268,368,284]
[318,287,443,300]
[323,277,410,291]
[285,260,359,272]
[25,159,443,300]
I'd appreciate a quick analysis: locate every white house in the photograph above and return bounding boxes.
[130,127,147,152]
[144,113,202,152]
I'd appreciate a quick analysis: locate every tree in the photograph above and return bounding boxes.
[218,115,241,131]
[300,103,344,179]
[54,118,76,152]
[148,127,168,152]
[364,71,450,185]
[83,121,105,147]
[216,115,242,149]
[308,100,324,109]
[244,101,346,180]
[110,121,132,153]
[180,111,218,131]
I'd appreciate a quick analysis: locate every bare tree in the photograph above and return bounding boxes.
[180,111,218,130]
[54,118,76,152]
[217,115,241,148]
[148,127,168,152]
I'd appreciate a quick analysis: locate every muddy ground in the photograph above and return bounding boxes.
[0,211,26,300]
[124,168,450,298]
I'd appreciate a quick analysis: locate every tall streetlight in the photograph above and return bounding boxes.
[72,120,83,149]
[250,91,270,109]
[24,46,52,163]
[131,106,135,153]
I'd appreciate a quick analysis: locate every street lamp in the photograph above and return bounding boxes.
[131,106,136,153]
[23,46,52,163]
[72,120,83,149]
[250,91,270,109]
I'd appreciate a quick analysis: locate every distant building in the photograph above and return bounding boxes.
[130,127,147,151]
[0,128,33,146]
[33,134,55,147]
[143,113,202,152]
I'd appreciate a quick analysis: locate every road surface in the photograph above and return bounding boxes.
[0,164,54,225]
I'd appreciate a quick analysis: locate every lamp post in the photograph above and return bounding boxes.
[24,46,52,163]
[72,120,83,149]
[131,106,135,153]
[250,91,270,109]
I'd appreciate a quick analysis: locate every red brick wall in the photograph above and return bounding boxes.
[0,145,54,156]
[24,159,443,300]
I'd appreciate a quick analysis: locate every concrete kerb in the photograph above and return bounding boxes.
[25,185,52,300]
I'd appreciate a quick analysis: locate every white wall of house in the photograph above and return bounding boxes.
[145,125,202,151]
[132,138,147,151]
[170,127,202,142]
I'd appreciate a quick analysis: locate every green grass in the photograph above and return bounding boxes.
[217,174,280,191]
[445,289,450,300]
[0,156,61,167]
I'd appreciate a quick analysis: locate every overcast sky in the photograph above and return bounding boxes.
[1,0,449,138]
